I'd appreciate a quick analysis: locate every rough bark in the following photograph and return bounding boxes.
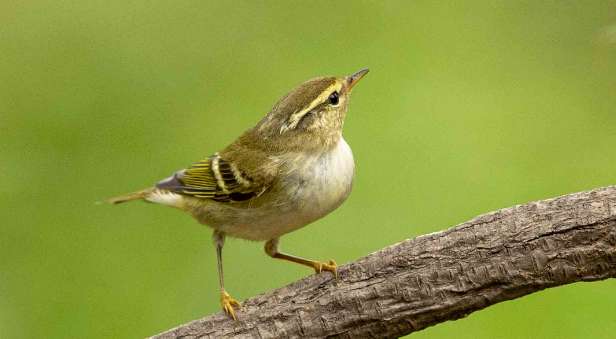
[152,186,616,338]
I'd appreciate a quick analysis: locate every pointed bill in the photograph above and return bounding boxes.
[346,68,369,91]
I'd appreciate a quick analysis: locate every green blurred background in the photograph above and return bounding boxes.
[2,1,616,338]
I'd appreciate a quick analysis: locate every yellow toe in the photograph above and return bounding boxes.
[313,259,338,279]
[220,290,241,320]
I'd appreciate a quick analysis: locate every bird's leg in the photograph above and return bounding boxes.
[264,238,338,279]
[213,231,240,320]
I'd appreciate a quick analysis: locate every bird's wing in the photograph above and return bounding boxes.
[156,154,265,202]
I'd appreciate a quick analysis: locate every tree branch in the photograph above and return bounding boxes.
[152,186,616,338]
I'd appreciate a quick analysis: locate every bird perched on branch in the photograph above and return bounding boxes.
[108,68,369,320]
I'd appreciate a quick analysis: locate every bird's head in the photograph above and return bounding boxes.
[254,69,369,152]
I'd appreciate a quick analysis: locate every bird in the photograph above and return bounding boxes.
[108,68,369,320]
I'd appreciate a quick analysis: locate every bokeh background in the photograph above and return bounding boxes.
[2,1,616,338]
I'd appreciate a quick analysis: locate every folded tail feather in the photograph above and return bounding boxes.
[107,188,153,204]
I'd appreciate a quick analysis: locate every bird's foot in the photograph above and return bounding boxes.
[312,259,338,279]
[220,290,241,320]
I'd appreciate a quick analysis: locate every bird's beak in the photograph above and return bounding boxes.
[346,68,369,91]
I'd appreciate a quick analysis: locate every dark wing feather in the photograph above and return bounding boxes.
[156,155,258,202]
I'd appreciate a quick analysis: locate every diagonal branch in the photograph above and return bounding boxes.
[152,186,616,338]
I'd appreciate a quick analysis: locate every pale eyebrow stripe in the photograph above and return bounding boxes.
[281,82,343,133]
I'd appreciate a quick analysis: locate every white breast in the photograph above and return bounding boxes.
[286,138,355,221]
[205,138,355,241]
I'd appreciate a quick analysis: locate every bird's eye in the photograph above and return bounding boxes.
[328,91,339,105]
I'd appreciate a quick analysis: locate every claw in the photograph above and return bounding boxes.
[313,259,338,279]
[220,290,241,320]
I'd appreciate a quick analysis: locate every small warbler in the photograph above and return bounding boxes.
[109,69,368,319]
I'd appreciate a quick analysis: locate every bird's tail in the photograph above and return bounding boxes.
[107,188,153,204]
